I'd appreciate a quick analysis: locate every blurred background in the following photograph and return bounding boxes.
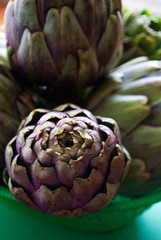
[122,0,160,15]
[0,0,7,25]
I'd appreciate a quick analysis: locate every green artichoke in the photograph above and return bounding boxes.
[4,0,123,91]
[0,62,34,171]
[87,57,161,197]
[4,103,130,217]
[122,8,161,63]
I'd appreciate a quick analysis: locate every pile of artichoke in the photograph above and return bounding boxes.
[0,0,161,218]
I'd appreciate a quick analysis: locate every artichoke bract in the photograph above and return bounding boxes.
[87,57,161,197]
[122,8,161,63]
[5,104,130,217]
[0,63,34,172]
[4,0,123,90]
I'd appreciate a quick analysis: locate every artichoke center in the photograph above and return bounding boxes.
[58,133,74,148]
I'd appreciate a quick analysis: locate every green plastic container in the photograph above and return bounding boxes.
[0,185,161,233]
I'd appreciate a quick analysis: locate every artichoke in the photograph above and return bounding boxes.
[122,8,161,63]
[0,62,34,172]
[4,103,130,217]
[4,0,123,92]
[87,57,161,197]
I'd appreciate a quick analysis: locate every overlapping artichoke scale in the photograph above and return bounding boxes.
[5,104,130,216]
[7,140,127,216]
[5,0,122,88]
[123,124,161,178]
[88,59,161,197]
[0,63,34,170]
[122,8,161,62]
[120,121,161,196]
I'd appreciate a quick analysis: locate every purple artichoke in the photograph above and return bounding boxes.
[5,104,130,217]
[0,62,34,172]
[4,0,123,91]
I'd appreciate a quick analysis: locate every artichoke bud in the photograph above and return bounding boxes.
[0,63,34,170]
[86,58,161,197]
[122,8,161,63]
[5,0,123,91]
[4,103,131,217]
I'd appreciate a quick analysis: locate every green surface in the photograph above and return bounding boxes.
[0,200,161,240]
[0,186,161,239]
[1,186,161,233]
